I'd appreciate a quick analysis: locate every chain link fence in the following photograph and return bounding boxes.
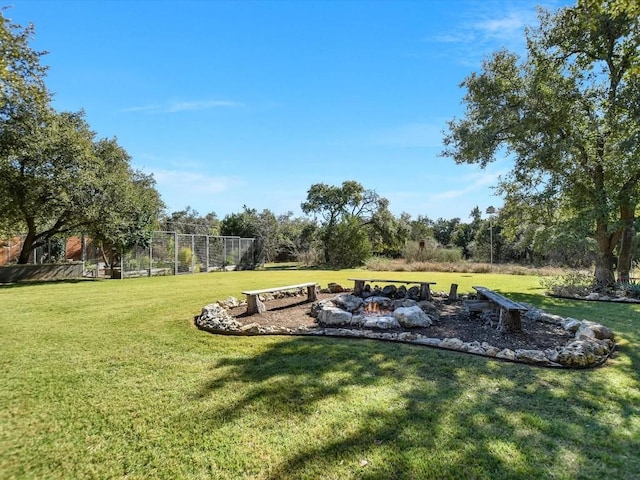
[1,232,256,278]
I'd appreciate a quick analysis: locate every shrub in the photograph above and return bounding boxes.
[540,270,594,297]
[404,240,462,263]
[325,216,372,268]
[618,281,640,299]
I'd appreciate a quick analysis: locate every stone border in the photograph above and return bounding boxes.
[548,293,640,304]
[194,296,616,369]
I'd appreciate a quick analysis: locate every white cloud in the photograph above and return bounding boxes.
[142,168,244,212]
[122,99,243,114]
[428,1,553,65]
[427,170,503,201]
[371,122,444,148]
[152,169,243,194]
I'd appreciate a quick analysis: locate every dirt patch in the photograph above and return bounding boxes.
[226,292,573,351]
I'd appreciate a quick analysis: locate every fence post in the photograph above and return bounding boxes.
[206,235,210,272]
[191,234,195,274]
[174,232,178,275]
[149,238,153,277]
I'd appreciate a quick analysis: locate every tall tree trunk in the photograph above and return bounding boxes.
[594,219,620,291]
[617,202,635,283]
[18,230,36,264]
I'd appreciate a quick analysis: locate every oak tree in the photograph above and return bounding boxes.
[442,1,640,288]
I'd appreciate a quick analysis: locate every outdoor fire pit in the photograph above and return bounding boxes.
[194,283,617,369]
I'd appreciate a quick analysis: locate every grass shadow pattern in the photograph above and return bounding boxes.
[192,329,640,479]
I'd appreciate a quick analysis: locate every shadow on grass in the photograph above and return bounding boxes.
[191,333,640,479]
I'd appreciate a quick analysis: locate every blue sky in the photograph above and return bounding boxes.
[7,0,571,221]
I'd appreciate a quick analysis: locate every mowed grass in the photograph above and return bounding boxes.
[1,269,639,479]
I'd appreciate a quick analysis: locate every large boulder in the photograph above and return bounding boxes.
[394,306,433,328]
[195,304,242,332]
[363,316,400,329]
[317,306,353,326]
[332,293,364,312]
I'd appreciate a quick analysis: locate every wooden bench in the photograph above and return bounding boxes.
[348,278,436,301]
[472,286,528,332]
[242,282,319,315]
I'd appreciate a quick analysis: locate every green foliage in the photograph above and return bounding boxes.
[403,239,462,263]
[324,215,372,268]
[160,207,219,235]
[540,270,595,297]
[442,1,640,288]
[0,14,163,264]
[178,246,193,266]
[0,10,49,114]
[301,181,387,265]
[618,281,640,299]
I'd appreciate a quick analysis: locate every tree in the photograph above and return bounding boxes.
[87,139,164,267]
[160,207,219,235]
[324,215,372,268]
[301,181,386,266]
[432,217,460,247]
[442,1,640,288]
[0,108,163,263]
[220,206,280,263]
[0,9,49,122]
[1,11,163,264]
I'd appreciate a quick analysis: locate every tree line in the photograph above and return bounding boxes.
[159,178,639,274]
[1,1,638,288]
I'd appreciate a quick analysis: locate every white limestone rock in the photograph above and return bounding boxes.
[318,306,353,326]
[515,349,550,365]
[394,306,433,328]
[495,349,516,361]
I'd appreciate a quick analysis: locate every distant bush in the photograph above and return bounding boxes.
[403,240,462,263]
[363,257,566,276]
[618,281,640,299]
[296,246,323,267]
[540,270,594,296]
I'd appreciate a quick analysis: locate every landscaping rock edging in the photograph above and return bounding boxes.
[194,296,616,369]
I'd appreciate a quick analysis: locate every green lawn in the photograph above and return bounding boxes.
[1,269,638,479]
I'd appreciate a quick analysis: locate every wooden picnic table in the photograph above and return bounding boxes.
[348,278,436,301]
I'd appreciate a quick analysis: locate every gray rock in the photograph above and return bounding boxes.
[440,337,465,350]
[538,312,565,325]
[562,318,582,332]
[332,293,364,312]
[194,303,242,332]
[418,301,438,315]
[576,321,614,341]
[515,349,549,364]
[394,306,432,328]
[363,296,392,309]
[363,316,400,329]
[466,342,486,355]
[391,298,418,309]
[310,298,336,318]
[495,349,516,361]
[415,337,442,347]
[256,297,267,314]
[481,342,500,356]
[219,296,241,308]
[318,306,353,326]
